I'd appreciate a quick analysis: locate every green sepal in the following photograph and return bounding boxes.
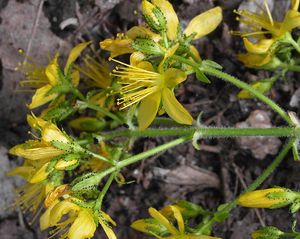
[71,172,105,191]
[290,199,300,213]
[251,226,284,239]
[51,140,85,154]
[132,38,163,55]
[195,68,211,84]
[213,203,230,222]
[292,140,299,161]
[202,60,223,70]
[131,218,168,236]
[176,200,208,218]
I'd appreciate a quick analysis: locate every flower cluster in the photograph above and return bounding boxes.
[234,0,300,69]
[101,0,222,129]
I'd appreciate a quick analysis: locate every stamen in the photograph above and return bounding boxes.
[264,0,274,26]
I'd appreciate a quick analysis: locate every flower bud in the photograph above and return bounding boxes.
[237,188,297,209]
[142,0,167,33]
[251,226,284,239]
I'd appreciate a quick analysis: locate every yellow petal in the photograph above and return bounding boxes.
[9,143,64,160]
[159,43,179,72]
[49,201,80,225]
[149,207,179,235]
[6,166,35,180]
[99,212,117,239]
[45,53,59,85]
[55,159,78,170]
[164,68,186,88]
[27,114,47,129]
[292,0,300,11]
[184,7,222,40]
[152,0,179,40]
[169,206,184,234]
[100,38,134,58]
[138,91,161,130]
[28,84,57,109]
[71,69,80,86]
[237,188,288,208]
[42,123,69,144]
[40,199,59,230]
[237,53,272,68]
[29,163,50,183]
[162,88,193,125]
[189,45,201,61]
[130,52,146,66]
[127,26,161,42]
[243,38,274,54]
[281,9,300,33]
[64,41,91,74]
[68,209,96,239]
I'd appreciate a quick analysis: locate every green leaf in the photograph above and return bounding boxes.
[195,68,210,84]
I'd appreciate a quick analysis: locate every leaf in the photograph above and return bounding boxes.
[195,68,211,84]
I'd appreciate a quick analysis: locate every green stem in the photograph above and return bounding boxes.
[201,67,293,126]
[244,138,294,192]
[171,55,293,125]
[286,32,300,54]
[78,100,124,124]
[98,127,294,140]
[94,172,116,210]
[280,63,300,72]
[88,150,113,164]
[196,138,294,235]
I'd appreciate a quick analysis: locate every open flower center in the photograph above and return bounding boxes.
[110,58,164,109]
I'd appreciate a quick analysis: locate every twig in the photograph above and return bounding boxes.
[24,0,44,62]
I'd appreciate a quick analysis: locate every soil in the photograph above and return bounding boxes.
[0,0,300,238]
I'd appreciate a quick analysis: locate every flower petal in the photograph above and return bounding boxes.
[162,88,193,125]
[100,38,134,58]
[138,91,161,130]
[40,199,59,230]
[152,0,179,40]
[99,211,117,239]
[9,140,64,160]
[164,68,186,88]
[64,41,91,74]
[237,53,272,68]
[243,38,274,54]
[6,166,35,180]
[281,9,300,33]
[127,26,161,42]
[45,54,59,85]
[68,209,96,239]
[49,201,80,225]
[29,163,50,183]
[28,84,57,109]
[184,7,222,40]
[149,207,179,235]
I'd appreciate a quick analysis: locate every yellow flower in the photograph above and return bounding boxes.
[19,42,91,109]
[9,115,68,161]
[131,205,220,239]
[111,58,193,129]
[234,0,300,66]
[40,200,96,239]
[100,27,161,58]
[8,164,54,222]
[237,188,297,208]
[142,0,222,41]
